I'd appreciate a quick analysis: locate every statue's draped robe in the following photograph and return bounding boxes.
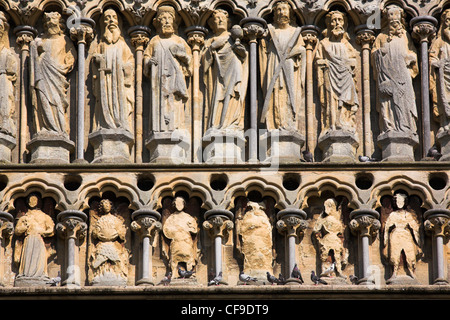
[144,35,192,132]
[93,39,134,133]
[372,32,418,134]
[259,24,306,132]
[0,47,17,136]
[202,33,248,133]
[316,37,358,135]
[30,35,76,135]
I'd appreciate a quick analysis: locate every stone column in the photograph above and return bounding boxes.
[14,26,37,163]
[56,210,88,287]
[129,26,151,164]
[349,207,380,285]
[240,17,266,163]
[187,26,207,163]
[0,211,13,286]
[356,26,376,157]
[70,18,95,163]
[411,16,437,159]
[424,208,450,285]
[203,209,234,284]
[276,208,308,285]
[302,26,319,155]
[131,208,162,286]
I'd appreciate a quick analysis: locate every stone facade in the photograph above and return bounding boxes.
[0,0,449,299]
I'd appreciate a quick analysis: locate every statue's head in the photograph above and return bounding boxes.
[325,11,347,40]
[154,6,178,37]
[440,9,450,41]
[0,12,9,48]
[324,198,338,216]
[99,199,113,214]
[273,1,294,27]
[26,193,41,209]
[101,8,122,44]
[43,11,64,36]
[208,9,231,34]
[383,4,406,35]
[172,196,186,212]
[393,193,408,210]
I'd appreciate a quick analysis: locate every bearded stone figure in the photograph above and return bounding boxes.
[0,11,18,163]
[430,9,450,160]
[315,11,359,162]
[90,8,135,163]
[30,12,76,137]
[372,4,419,161]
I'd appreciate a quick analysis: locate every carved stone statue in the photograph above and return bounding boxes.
[144,6,192,133]
[235,200,273,280]
[259,1,306,133]
[316,11,359,162]
[0,11,18,163]
[430,9,450,160]
[316,11,358,136]
[30,12,76,137]
[89,199,129,286]
[0,12,17,138]
[372,4,419,161]
[90,8,135,163]
[312,198,348,280]
[92,8,134,133]
[202,9,248,134]
[162,197,199,275]
[382,193,422,284]
[14,193,55,287]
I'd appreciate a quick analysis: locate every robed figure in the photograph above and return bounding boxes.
[315,11,359,137]
[92,8,135,133]
[144,6,193,132]
[30,12,76,136]
[0,12,17,138]
[202,9,248,134]
[371,4,419,135]
[259,1,306,132]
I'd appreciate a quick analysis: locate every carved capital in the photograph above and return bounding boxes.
[240,17,267,43]
[350,215,381,238]
[131,216,162,240]
[129,26,151,52]
[57,218,88,240]
[14,26,37,51]
[276,216,308,238]
[355,27,376,50]
[0,211,14,242]
[301,25,319,50]
[203,216,234,239]
[411,16,438,44]
[70,18,96,46]
[186,26,208,51]
[424,208,450,238]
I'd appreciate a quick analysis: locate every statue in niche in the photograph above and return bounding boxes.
[143,6,192,132]
[315,10,359,137]
[382,193,422,283]
[235,199,273,280]
[29,11,76,137]
[89,199,129,285]
[259,1,306,132]
[92,8,134,133]
[14,193,55,286]
[202,9,248,134]
[162,196,199,275]
[312,198,348,279]
[371,4,418,135]
[0,12,18,138]
[430,8,450,134]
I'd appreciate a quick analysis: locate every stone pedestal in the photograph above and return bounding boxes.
[146,131,189,164]
[27,131,74,164]
[261,129,305,163]
[89,128,134,163]
[0,133,16,163]
[318,130,359,163]
[377,131,419,162]
[437,129,450,161]
[202,130,245,164]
